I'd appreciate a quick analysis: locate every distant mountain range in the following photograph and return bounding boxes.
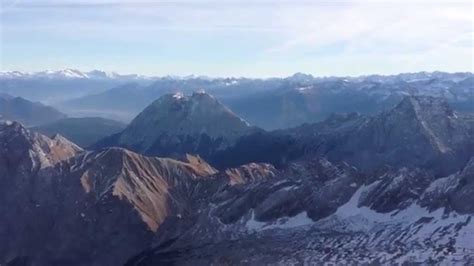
[53,71,473,129]
[1,92,474,264]
[0,69,155,104]
[0,69,154,80]
[2,70,472,129]
[0,93,66,126]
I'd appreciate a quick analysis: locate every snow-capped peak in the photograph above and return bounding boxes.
[0,69,153,80]
[173,92,184,100]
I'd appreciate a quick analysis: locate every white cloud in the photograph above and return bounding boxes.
[265,1,473,55]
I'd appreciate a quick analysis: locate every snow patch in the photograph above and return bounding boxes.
[423,173,459,195]
[239,117,251,127]
[278,185,298,191]
[172,92,184,100]
[316,184,474,254]
[295,86,312,92]
[246,210,314,232]
[225,80,238,86]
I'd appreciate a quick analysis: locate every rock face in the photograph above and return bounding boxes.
[0,121,81,174]
[421,157,474,213]
[284,96,474,175]
[95,92,257,159]
[0,94,67,126]
[359,168,435,212]
[73,149,217,232]
[224,162,278,185]
[326,96,473,174]
[209,158,364,225]
[0,122,218,265]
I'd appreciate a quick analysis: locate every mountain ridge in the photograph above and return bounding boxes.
[0,94,67,126]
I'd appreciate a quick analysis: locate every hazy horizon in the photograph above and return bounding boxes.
[1,67,473,80]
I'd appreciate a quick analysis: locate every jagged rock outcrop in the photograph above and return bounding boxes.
[421,157,474,213]
[72,149,217,231]
[0,121,81,177]
[207,158,364,225]
[359,168,435,212]
[224,163,278,185]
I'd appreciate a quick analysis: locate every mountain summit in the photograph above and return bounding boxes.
[95,92,256,159]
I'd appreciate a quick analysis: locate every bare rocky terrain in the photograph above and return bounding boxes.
[1,93,474,265]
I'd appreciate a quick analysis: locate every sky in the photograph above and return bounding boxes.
[1,0,473,77]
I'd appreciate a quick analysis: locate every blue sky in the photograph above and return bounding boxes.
[1,0,473,77]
